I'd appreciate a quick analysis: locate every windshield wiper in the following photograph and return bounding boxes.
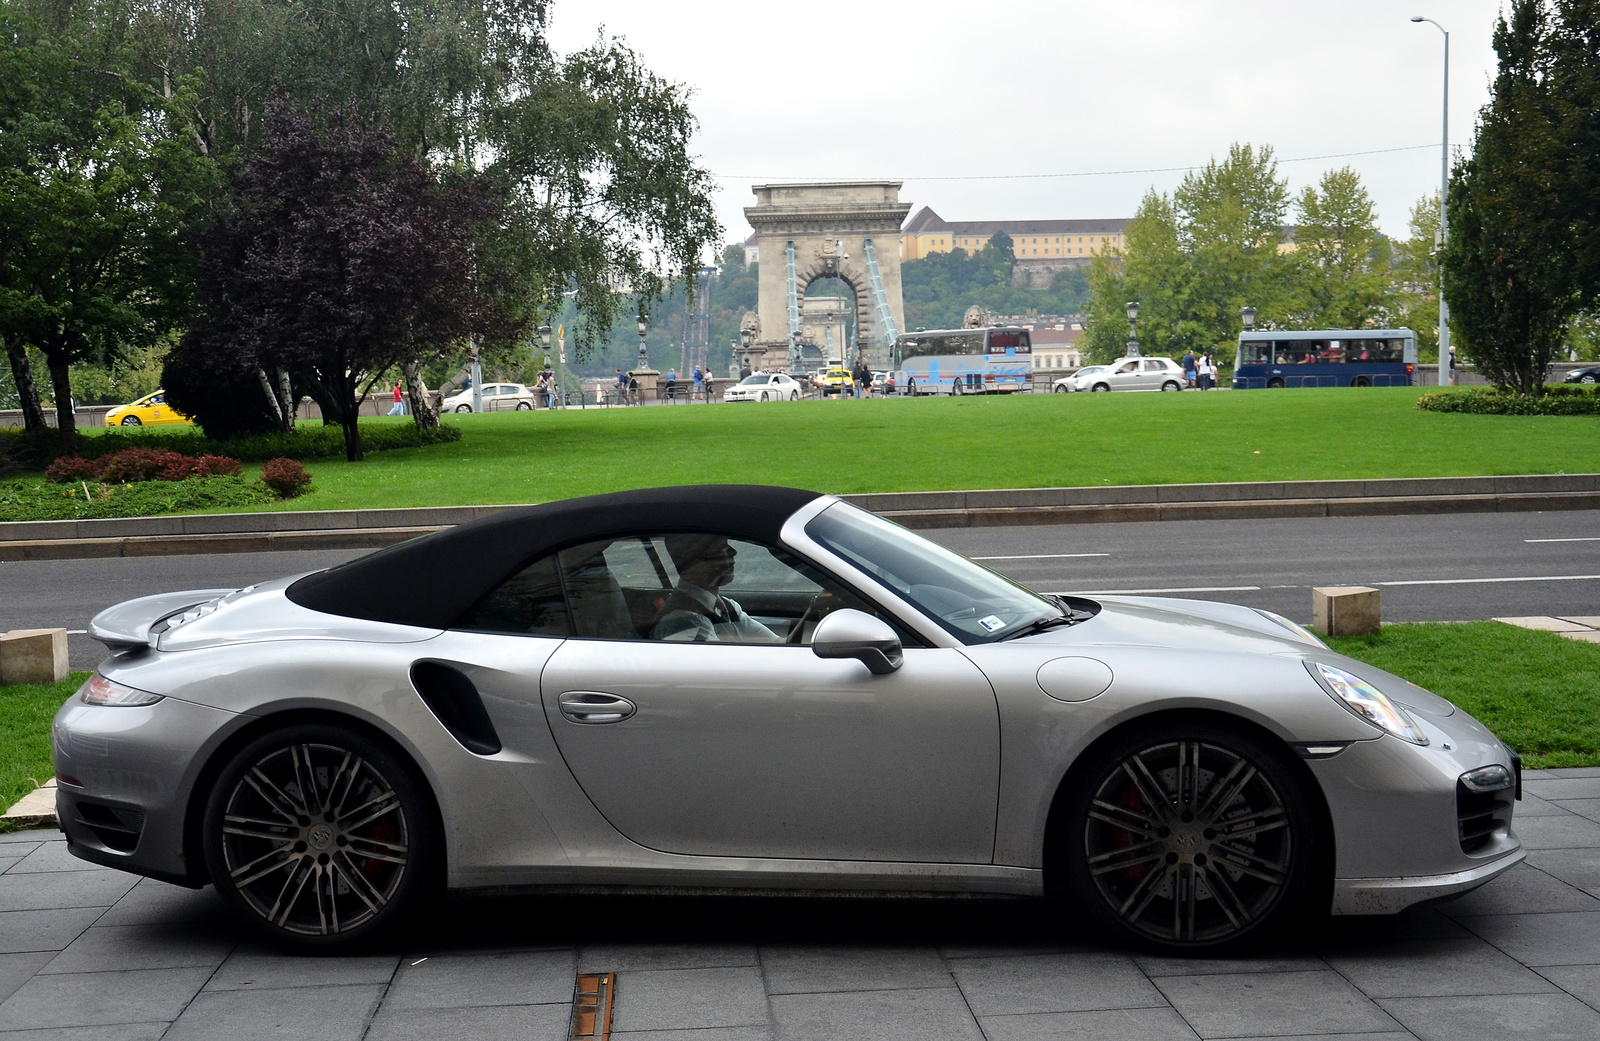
[999,613,1079,641]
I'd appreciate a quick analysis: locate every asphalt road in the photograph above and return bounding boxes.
[3,509,1598,669]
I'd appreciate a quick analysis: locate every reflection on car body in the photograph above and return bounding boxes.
[58,486,1523,953]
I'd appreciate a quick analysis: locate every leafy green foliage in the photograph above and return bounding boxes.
[1392,196,1443,361]
[0,474,278,521]
[0,419,460,469]
[1288,168,1391,331]
[1328,622,1600,767]
[1417,385,1600,414]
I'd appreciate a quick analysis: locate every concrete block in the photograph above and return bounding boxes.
[1312,586,1380,636]
[0,628,69,685]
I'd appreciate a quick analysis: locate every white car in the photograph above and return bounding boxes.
[723,372,803,402]
[1053,366,1108,393]
[1066,356,1186,392]
[440,382,541,412]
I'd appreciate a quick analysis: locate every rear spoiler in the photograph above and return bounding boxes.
[89,589,236,652]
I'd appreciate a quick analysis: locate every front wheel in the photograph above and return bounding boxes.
[760,391,769,402]
[203,723,439,948]
[1092,383,1110,392]
[1053,385,1068,393]
[1062,721,1316,952]
[1581,375,1597,384]
[455,404,472,413]
[790,390,799,401]
[120,416,142,426]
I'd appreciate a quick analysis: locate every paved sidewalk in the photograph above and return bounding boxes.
[1,768,1598,1040]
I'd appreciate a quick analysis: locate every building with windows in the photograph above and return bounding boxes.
[901,208,1128,265]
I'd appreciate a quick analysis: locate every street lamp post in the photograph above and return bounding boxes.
[1241,306,1256,333]
[1125,300,1141,357]
[739,326,753,378]
[636,311,650,372]
[1412,15,1450,386]
[538,323,553,407]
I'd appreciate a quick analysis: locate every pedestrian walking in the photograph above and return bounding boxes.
[852,360,869,399]
[666,369,677,403]
[387,382,406,416]
[1194,354,1210,391]
[692,367,702,401]
[1182,350,1197,389]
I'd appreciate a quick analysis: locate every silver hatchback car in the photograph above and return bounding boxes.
[1071,356,1186,392]
[56,486,1522,951]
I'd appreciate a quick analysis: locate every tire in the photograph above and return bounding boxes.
[1162,381,1181,392]
[120,416,142,426]
[760,391,769,402]
[516,401,532,410]
[952,379,963,396]
[790,390,799,401]
[1092,383,1110,393]
[1054,385,1068,393]
[907,379,916,396]
[1582,375,1597,384]
[1266,378,1285,389]
[455,404,472,413]
[1061,720,1316,953]
[1351,376,1372,388]
[204,723,439,949]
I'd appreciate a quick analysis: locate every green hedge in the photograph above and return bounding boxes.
[0,474,280,521]
[1416,386,1600,415]
[0,421,461,471]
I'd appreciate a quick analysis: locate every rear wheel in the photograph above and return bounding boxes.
[120,416,142,426]
[906,379,917,396]
[790,390,799,401]
[1162,381,1181,392]
[1062,720,1315,953]
[455,404,472,412]
[1582,374,1597,384]
[1266,378,1285,389]
[1092,383,1110,393]
[1351,376,1372,388]
[951,378,963,396]
[516,401,532,410]
[203,723,439,949]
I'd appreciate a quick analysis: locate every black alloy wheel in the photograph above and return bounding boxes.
[204,723,438,947]
[1063,722,1314,952]
[120,416,142,426]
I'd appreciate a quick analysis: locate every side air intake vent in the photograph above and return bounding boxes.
[409,662,502,755]
[75,802,146,852]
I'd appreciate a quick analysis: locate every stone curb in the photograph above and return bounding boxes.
[2,474,1598,561]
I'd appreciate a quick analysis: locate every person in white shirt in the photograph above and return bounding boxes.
[650,534,779,643]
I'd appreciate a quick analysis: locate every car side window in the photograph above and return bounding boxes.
[453,554,570,637]
[1117,361,1139,374]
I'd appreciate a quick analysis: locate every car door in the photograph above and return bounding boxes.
[1141,359,1170,389]
[1108,359,1143,390]
[536,532,1002,864]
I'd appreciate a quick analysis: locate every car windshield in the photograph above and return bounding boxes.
[804,502,1061,643]
[738,375,766,386]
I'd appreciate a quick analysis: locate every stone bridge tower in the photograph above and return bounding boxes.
[743,182,912,373]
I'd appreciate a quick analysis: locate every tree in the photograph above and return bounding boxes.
[0,3,215,453]
[1288,167,1390,329]
[169,113,489,460]
[1443,0,1578,394]
[1391,195,1442,359]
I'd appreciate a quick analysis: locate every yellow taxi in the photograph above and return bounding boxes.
[813,367,856,397]
[104,390,191,427]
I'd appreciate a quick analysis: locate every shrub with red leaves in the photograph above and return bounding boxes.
[195,455,243,477]
[260,457,312,498]
[44,456,100,484]
[155,451,200,481]
[97,448,168,483]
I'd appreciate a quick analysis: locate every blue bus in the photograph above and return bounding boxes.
[896,327,1032,395]
[1233,329,1418,389]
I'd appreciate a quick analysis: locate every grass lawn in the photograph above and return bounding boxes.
[46,385,1592,515]
[0,672,84,828]
[1329,622,1600,768]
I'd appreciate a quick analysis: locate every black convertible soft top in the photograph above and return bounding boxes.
[286,484,826,630]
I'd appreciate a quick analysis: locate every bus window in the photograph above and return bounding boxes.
[988,330,1027,352]
[1241,342,1271,365]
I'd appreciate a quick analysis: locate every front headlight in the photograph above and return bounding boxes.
[1308,663,1428,745]
[79,674,163,707]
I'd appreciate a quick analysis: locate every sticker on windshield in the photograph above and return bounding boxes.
[979,615,1007,632]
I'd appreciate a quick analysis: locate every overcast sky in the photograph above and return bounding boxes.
[545,1,1509,252]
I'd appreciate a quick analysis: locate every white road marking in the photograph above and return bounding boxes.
[1379,574,1600,587]
[974,552,1110,561]
[67,629,87,635]
[1525,537,1600,543]
[1053,585,1263,596]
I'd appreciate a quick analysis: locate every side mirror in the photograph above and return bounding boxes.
[811,609,903,675]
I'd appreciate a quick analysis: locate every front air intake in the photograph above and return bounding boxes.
[1457,781,1514,855]
[75,802,146,852]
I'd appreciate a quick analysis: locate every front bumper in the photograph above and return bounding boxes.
[52,689,245,885]
[1331,849,1525,915]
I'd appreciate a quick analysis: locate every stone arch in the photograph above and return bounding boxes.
[744,182,912,373]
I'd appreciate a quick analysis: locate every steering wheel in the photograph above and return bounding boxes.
[786,591,842,644]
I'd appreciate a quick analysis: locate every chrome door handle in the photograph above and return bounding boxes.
[558,691,637,724]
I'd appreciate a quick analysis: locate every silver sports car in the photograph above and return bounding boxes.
[55,486,1523,951]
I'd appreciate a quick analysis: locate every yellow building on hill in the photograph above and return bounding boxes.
[901,208,1128,263]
